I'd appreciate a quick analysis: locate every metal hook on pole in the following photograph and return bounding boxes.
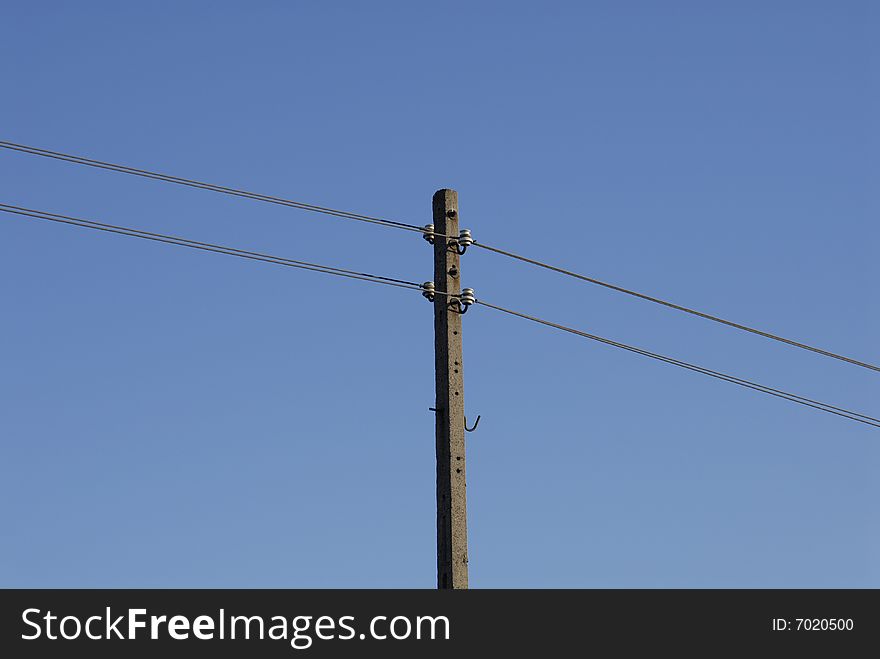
[429,407,480,433]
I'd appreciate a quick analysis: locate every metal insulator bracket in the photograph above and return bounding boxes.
[422,224,435,245]
[453,228,474,255]
[450,287,476,314]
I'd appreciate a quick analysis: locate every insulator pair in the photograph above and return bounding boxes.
[423,225,474,254]
[420,283,475,312]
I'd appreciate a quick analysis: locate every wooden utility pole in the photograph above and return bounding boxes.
[433,188,468,589]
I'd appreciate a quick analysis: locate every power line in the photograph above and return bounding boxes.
[476,299,880,429]
[0,140,432,235]
[4,139,874,373]
[0,203,424,291]
[2,200,874,428]
[473,242,880,373]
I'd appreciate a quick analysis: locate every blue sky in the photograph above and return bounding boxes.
[1,1,877,587]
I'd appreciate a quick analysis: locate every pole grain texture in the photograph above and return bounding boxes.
[432,188,468,589]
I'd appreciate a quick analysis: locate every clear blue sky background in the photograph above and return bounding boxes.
[1,1,877,587]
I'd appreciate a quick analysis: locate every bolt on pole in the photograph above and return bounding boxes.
[432,188,469,589]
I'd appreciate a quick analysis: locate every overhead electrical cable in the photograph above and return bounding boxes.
[472,242,879,373]
[0,203,423,291]
[2,139,874,372]
[0,140,432,235]
[2,199,874,429]
[476,299,880,429]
